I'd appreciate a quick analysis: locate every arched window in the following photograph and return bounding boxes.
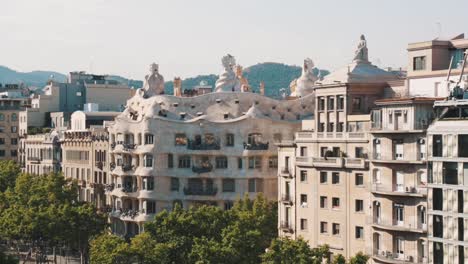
[11,113,17,121]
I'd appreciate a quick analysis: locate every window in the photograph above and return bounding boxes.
[413,56,426,71]
[433,135,443,157]
[170,177,179,191]
[248,156,262,169]
[443,162,458,184]
[175,133,187,145]
[320,196,327,208]
[300,194,308,206]
[300,170,307,182]
[11,113,17,121]
[332,197,340,209]
[215,156,228,169]
[10,150,17,157]
[144,155,153,167]
[168,154,174,168]
[337,122,344,132]
[327,122,334,132]
[355,200,364,212]
[393,139,404,160]
[320,147,328,157]
[320,171,327,183]
[373,169,381,184]
[332,172,340,184]
[0,114,4,121]
[142,177,154,190]
[146,200,156,214]
[332,223,340,235]
[10,138,17,145]
[458,135,468,157]
[327,96,335,110]
[248,179,256,192]
[355,147,364,158]
[300,147,307,157]
[226,133,234,146]
[178,156,191,168]
[355,173,364,186]
[224,201,233,210]
[222,179,235,192]
[268,156,278,168]
[352,97,362,112]
[237,157,243,169]
[300,219,308,231]
[318,97,325,111]
[145,134,154,144]
[318,123,325,132]
[0,150,5,157]
[337,96,344,110]
[320,222,328,234]
[355,226,364,239]
[11,126,17,133]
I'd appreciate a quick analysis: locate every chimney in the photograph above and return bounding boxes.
[173,77,182,97]
[259,81,265,95]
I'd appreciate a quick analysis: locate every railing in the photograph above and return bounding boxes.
[120,209,139,219]
[243,142,269,150]
[187,140,220,150]
[344,158,367,168]
[373,249,415,263]
[96,161,104,170]
[110,162,116,170]
[104,183,114,192]
[192,164,213,173]
[280,194,292,203]
[371,217,425,232]
[279,221,293,232]
[371,184,427,196]
[348,132,365,138]
[121,185,138,193]
[312,157,343,167]
[121,164,133,172]
[296,131,313,139]
[183,187,217,196]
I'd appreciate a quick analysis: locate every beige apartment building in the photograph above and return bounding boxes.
[369,97,435,263]
[0,97,29,161]
[277,35,403,260]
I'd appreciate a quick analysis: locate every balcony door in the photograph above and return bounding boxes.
[395,171,404,192]
[395,237,404,259]
[394,204,404,226]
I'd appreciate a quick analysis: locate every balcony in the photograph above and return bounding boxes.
[372,218,426,233]
[295,156,313,167]
[280,167,292,178]
[96,161,104,170]
[121,164,134,172]
[373,249,416,264]
[344,158,367,169]
[243,142,269,150]
[192,164,213,174]
[370,153,425,164]
[371,184,427,197]
[104,183,115,192]
[279,221,293,233]
[28,157,41,163]
[370,120,429,133]
[280,194,293,205]
[183,187,218,196]
[312,157,343,168]
[187,140,220,150]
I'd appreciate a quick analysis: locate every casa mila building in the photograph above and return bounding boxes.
[107,58,315,237]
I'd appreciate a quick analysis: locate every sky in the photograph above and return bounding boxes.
[1,0,468,80]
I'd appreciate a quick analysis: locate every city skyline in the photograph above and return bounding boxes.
[1,0,468,80]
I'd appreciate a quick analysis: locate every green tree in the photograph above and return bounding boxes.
[349,251,369,264]
[0,160,21,192]
[90,233,132,264]
[261,237,327,264]
[332,254,346,264]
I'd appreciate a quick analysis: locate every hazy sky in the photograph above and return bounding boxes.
[1,0,467,80]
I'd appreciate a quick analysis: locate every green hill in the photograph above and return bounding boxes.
[164,62,329,98]
[0,66,67,87]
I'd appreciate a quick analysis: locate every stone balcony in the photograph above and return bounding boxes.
[280,194,293,205]
[295,156,313,167]
[243,142,269,150]
[371,184,427,197]
[344,158,368,169]
[371,218,426,234]
[279,167,293,178]
[187,140,221,150]
[183,187,218,196]
[312,157,344,168]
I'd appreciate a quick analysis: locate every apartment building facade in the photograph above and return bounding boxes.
[426,100,468,264]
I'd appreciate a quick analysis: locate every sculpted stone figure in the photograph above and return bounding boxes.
[353,35,369,62]
[215,54,241,92]
[140,63,165,97]
[290,58,318,97]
